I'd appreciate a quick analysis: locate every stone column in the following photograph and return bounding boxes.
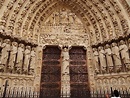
[33,45,44,92]
[61,46,71,97]
[86,46,96,92]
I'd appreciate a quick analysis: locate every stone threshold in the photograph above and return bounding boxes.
[0,73,34,78]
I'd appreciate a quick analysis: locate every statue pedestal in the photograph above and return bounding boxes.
[61,73,70,97]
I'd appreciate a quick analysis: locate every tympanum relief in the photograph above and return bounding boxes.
[38,8,89,46]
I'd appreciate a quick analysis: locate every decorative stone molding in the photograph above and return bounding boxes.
[95,72,130,90]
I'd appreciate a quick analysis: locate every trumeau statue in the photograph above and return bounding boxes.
[29,47,36,75]
[105,44,114,72]
[23,46,31,74]
[61,47,70,74]
[98,46,107,72]
[61,47,71,97]
[93,48,99,74]
[111,42,122,71]
[8,42,18,72]
[16,43,24,73]
[119,40,130,69]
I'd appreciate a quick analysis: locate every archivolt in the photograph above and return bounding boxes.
[0,0,130,45]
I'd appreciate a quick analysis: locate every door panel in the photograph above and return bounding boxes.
[40,46,61,98]
[69,46,90,98]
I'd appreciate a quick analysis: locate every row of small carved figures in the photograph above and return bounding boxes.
[92,39,130,74]
[0,38,36,75]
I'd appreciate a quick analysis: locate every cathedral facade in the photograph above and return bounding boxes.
[0,0,130,97]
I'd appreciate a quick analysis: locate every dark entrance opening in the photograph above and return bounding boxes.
[69,46,90,98]
[40,46,90,98]
[40,46,61,98]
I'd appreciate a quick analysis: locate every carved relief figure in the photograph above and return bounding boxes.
[111,42,122,72]
[128,38,130,57]
[105,44,114,72]
[8,42,18,72]
[60,8,68,24]
[61,47,71,97]
[98,46,107,73]
[0,38,2,47]
[61,47,70,74]
[29,47,36,75]
[119,40,130,69]
[16,43,24,73]
[23,46,31,74]
[0,38,3,65]
[0,78,2,87]
[111,78,118,85]
[119,77,125,84]
[93,48,100,74]
[0,39,10,72]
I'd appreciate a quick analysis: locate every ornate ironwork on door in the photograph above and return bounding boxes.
[69,46,90,98]
[40,46,61,98]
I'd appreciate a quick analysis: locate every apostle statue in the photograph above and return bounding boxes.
[29,47,36,75]
[105,44,114,72]
[61,47,70,74]
[93,48,100,74]
[23,46,31,74]
[111,42,122,72]
[8,41,18,73]
[0,39,10,72]
[16,43,24,74]
[119,40,130,70]
[98,46,107,73]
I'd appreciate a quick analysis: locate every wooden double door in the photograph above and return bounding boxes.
[40,46,90,98]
